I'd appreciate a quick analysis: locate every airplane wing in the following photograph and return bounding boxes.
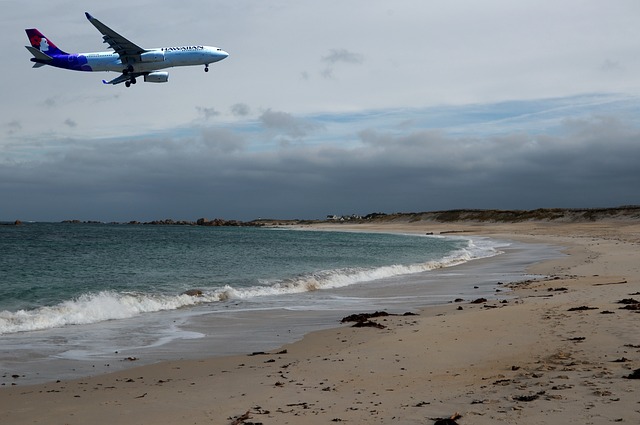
[85,12,146,62]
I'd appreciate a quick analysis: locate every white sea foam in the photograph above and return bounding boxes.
[0,236,503,335]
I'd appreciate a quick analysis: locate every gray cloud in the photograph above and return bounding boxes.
[196,106,220,120]
[320,48,364,80]
[259,109,324,140]
[230,103,251,117]
[351,116,640,209]
[6,120,21,135]
[197,127,248,154]
[322,49,364,65]
[601,59,622,72]
[320,68,335,80]
[1,113,638,222]
[64,118,77,128]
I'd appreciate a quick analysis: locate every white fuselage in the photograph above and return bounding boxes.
[83,46,228,73]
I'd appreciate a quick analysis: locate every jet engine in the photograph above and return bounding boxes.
[144,72,169,83]
[140,51,165,62]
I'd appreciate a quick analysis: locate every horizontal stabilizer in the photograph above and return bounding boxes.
[102,72,144,85]
[32,62,47,68]
[25,45,53,61]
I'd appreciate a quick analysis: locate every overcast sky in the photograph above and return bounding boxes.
[2,0,640,221]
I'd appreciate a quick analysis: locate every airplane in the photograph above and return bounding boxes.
[25,12,228,87]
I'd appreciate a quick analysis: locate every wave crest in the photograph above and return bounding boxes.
[0,237,501,335]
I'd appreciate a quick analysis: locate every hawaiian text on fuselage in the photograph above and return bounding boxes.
[161,46,205,52]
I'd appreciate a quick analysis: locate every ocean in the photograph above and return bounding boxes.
[0,223,553,384]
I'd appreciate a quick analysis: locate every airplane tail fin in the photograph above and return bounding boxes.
[25,28,68,56]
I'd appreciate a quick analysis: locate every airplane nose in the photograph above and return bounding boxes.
[208,47,228,62]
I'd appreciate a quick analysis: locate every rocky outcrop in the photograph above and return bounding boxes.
[0,220,22,226]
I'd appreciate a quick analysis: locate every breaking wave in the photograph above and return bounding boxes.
[0,237,502,335]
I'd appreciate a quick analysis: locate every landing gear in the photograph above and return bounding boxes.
[204,64,209,72]
[125,77,137,88]
[123,64,134,74]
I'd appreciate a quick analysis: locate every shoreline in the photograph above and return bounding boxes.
[1,220,639,424]
[0,229,545,386]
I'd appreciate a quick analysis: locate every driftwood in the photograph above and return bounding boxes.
[593,280,628,286]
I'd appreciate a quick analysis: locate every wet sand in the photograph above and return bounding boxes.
[1,220,639,424]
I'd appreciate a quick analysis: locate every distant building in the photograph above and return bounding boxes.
[326,214,362,221]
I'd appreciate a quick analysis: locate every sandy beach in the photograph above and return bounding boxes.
[1,219,639,424]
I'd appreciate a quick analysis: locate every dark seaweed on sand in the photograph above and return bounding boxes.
[567,306,598,311]
[624,369,640,379]
[340,311,417,324]
[617,298,640,304]
[340,311,390,323]
[514,394,540,402]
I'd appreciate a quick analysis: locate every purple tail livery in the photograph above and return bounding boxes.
[25,28,91,71]
[26,29,68,56]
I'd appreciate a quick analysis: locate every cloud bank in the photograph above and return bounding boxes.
[2,97,639,221]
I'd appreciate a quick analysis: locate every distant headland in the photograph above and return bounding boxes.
[5,206,639,227]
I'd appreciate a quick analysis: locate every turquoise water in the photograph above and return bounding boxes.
[0,223,484,335]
